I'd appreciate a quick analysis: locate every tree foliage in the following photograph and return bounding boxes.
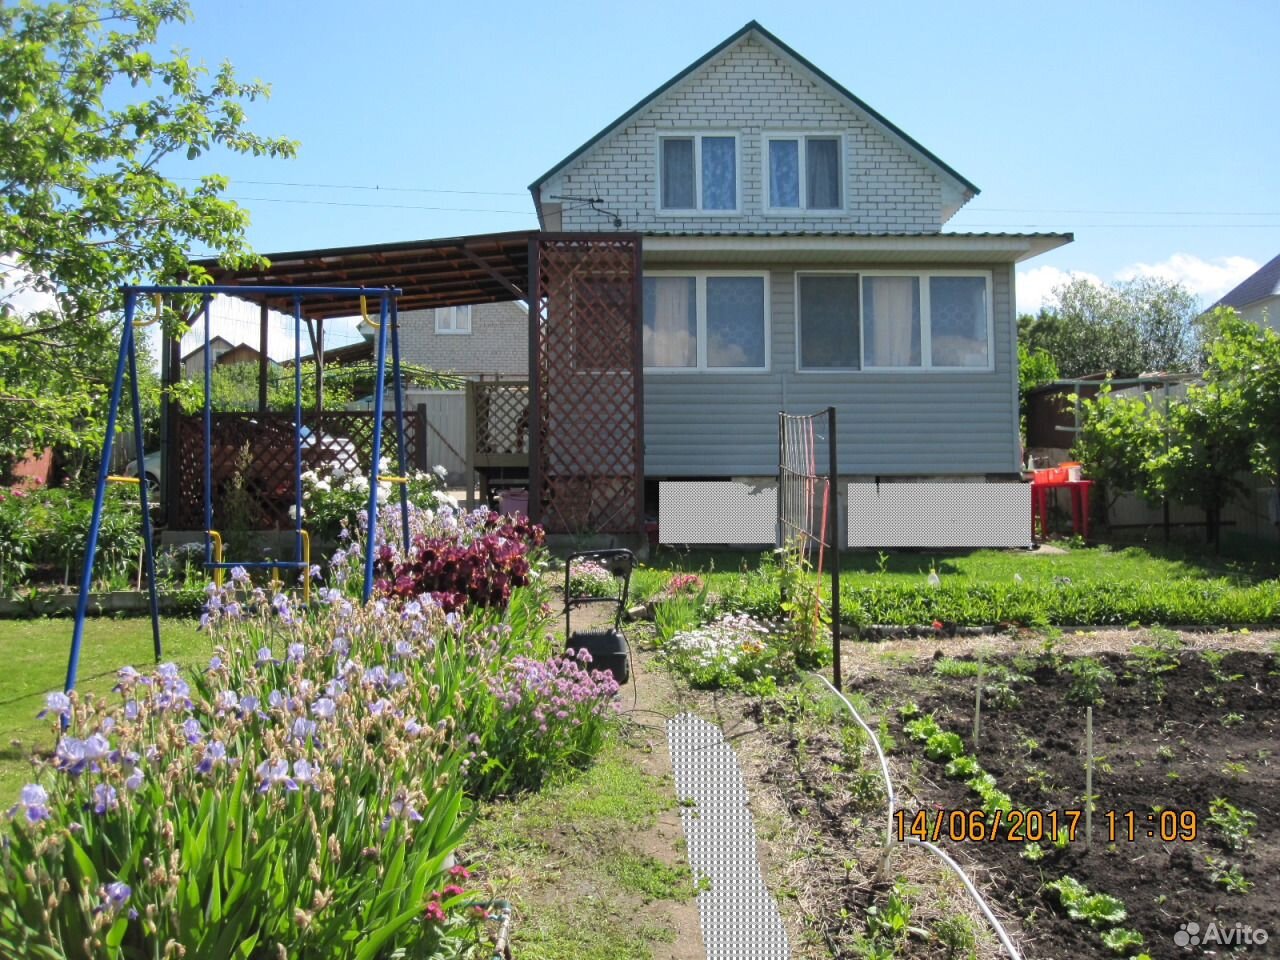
[1020,276,1203,379]
[0,0,296,471]
[1017,340,1058,446]
[1071,308,1275,548]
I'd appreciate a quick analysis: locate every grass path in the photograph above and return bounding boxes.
[0,617,207,799]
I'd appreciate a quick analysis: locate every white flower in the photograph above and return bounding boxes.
[314,480,331,494]
[331,464,346,480]
[288,505,305,521]
[432,464,448,480]
[433,490,458,507]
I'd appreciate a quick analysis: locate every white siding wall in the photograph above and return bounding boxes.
[543,37,945,235]
[643,262,1019,477]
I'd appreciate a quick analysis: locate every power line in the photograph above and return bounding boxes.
[970,207,1280,216]
[227,194,532,215]
[175,176,527,198]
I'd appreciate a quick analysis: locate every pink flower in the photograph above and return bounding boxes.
[423,901,446,923]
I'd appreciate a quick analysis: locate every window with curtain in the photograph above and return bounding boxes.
[435,305,471,334]
[643,277,697,367]
[643,273,767,370]
[766,135,841,210]
[863,276,921,368]
[929,276,989,367]
[798,275,860,369]
[706,277,765,367]
[659,134,737,211]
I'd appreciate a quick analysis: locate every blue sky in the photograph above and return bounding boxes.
[158,0,1276,327]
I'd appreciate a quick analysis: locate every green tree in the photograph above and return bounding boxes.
[1202,308,1280,488]
[0,0,296,474]
[1147,380,1252,550]
[1017,340,1059,446]
[1072,387,1164,521]
[1024,277,1203,379]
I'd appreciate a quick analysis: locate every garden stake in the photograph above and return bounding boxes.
[1085,705,1093,849]
[973,650,985,752]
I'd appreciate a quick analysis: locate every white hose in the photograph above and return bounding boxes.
[809,673,1023,960]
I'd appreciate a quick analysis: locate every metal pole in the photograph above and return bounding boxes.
[126,312,162,661]
[293,296,304,587]
[201,295,215,571]
[776,412,785,549]
[389,297,411,549]
[827,406,841,691]
[362,291,391,603]
[67,294,136,695]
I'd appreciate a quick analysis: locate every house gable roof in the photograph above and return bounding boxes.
[528,20,979,218]
[1211,252,1280,311]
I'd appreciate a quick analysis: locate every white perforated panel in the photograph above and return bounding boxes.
[659,481,777,545]
[846,482,1032,548]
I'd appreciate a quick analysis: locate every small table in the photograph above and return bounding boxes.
[1031,479,1094,541]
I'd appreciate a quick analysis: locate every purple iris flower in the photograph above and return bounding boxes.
[230,565,250,584]
[311,697,336,720]
[256,758,298,793]
[291,717,316,741]
[381,794,424,833]
[196,741,227,775]
[287,643,306,663]
[182,719,203,745]
[92,783,119,815]
[9,784,51,823]
[293,759,314,786]
[38,692,71,721]
[98,881,134,918]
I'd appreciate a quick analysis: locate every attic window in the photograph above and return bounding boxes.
[766,134,842,211]
[659,134,738,212]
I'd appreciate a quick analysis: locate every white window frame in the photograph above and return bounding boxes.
[434,305,472,335]
[644,270,770,374]
[763,132,845,215]
[655,131,741,215]
[793,270,994,374]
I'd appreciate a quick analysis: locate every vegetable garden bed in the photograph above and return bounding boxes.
[745,631,1279,958]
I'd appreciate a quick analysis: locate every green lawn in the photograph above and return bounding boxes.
[0,617,207,801]
[633,540,1278,601]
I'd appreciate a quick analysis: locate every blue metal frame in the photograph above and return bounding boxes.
[67,283,404,696]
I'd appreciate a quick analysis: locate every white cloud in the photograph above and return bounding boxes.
[1015,265,1102,315]
[1114,253,1259,302]
[1017,253,1261,315]
[0,258,58,315]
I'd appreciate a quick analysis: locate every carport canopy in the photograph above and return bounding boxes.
[193,229,537,318]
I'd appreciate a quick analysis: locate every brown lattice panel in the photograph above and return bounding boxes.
[472,381,531,457]
[171,411,422,530]
[532,235,643,535]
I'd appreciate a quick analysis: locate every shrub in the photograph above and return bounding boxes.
[663,613,781,692]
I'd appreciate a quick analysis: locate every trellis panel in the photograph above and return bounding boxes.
[171,411,423,530]
[531,235,643,535]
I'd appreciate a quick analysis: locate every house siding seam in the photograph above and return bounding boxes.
[642,261,1018,477]
[543,37,944,235]
[397,300,528,378]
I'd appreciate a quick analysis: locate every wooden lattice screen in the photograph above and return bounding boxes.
[170,411,423,530]
[531,235,643,535]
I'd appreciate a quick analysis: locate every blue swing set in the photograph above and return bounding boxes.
[65,283,412,696]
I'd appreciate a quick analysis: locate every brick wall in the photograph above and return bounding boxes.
[542,36,947,234]
[397,299,527,378]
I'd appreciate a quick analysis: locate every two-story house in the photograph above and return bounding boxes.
[526,21,1069,543]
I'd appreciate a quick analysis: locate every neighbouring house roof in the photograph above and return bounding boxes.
[528,20,980,223]
[196,231,535,320]
[179,335,236,363]
[1211,252,1280,311]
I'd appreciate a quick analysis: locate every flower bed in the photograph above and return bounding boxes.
[3,505,622,958]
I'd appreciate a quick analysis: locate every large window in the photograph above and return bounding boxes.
[796,272,992,371]
[659,134,738,212]
[644,273,767,371]
[766,134,842,211]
